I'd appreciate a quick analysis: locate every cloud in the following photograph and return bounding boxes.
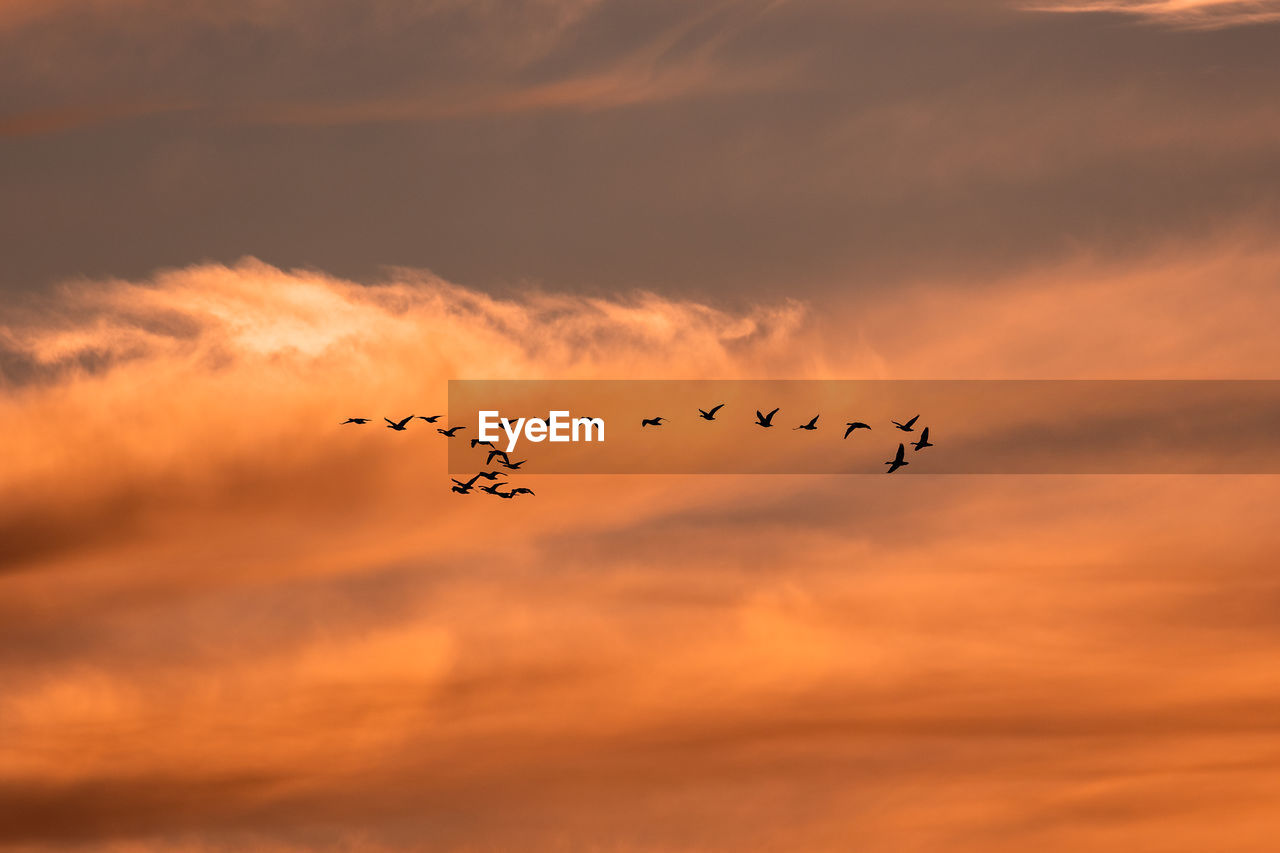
[3,256,1280,849]
[0,0,795,138]
[1026,0,1280,29]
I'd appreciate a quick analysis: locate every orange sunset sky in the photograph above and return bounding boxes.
[3,1,1280,850]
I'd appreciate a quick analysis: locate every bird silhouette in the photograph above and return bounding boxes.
[843,422,871,438]
[418,415,443,423]
[479,483,508,495]
[794,415,820,431]
[474,470,507,480]
[437,426,465,437]
[641,417,666,427]
[507,487,535,496]
[340,418,371,425]
[498,459,527,470]
[486,449,511,466]
[471,438,497,449]
[892,415,920,432]
[698,404,725,421]
[755,407,779,428]
[451,475,482,493]
[911,427,933,451]
[385,415,414,431]
[885,443,909,473]
[492,490,520,499]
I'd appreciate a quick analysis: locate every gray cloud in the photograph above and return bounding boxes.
[3,0,1280,299]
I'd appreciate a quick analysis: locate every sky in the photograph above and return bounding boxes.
[3,1,1280,850]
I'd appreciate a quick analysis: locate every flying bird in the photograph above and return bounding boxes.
[698,404,725,421]
[794,415,819,431]
[755,407,779,428]
[885,443,909,473]
[473,470,507,480]
[498,459,528,470]
[479,483,508,495]
[486,449,511,466]
[437,426,465,437]
[892,415,920,432]
[451,475,482,493]
[385,415,414,431]
[843,422,871,438]
[641,417,666,427]
[340,418,371,425]
[418,415,444,423]
[911,427,933,451]
[507,487,535,496]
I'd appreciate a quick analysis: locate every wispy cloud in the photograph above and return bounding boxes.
[0,0,796,137]
[1027,0,1280,29]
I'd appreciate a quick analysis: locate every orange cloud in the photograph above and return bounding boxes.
[1027,0,1280,28]
[3,253,1280,850]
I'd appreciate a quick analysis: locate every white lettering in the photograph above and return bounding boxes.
[478,411,501,443]
[549,410,571,442]
[573,417,604,442]
[501,417,524,453]
[483,412,606,452]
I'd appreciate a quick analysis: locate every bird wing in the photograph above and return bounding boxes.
[709,404,724,415]
[919,427,929,441]
[906,415,919,428]
[843,424,854,438]
[397,415,414,428]
[384,418,396,426]
[895,444,906,462]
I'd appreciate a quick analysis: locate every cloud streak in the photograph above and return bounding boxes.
[1027,0,1280,28]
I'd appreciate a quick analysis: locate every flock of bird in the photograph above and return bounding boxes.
[341,405,936,490]
[639,405,934,472]
[339,415,535,498]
